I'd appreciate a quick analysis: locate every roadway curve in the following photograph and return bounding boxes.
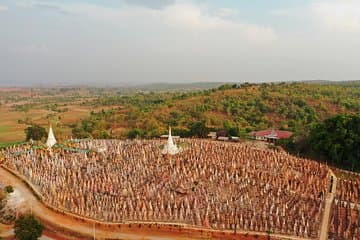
[0,165,312,240]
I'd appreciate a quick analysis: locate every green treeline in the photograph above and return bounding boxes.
[310,114,359,171]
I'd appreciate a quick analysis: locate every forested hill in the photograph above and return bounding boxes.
[72,82,360,139]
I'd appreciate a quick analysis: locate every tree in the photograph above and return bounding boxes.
[188,120,209,138]
[98,130,110,139]
[72,127,90,139]
[5,185,14,194]
[24,125,47,141]
[128,128,144,139]
[223,120,240,137]
[218,84,238,91]
[309,114,360,172]
[14,214,43,240]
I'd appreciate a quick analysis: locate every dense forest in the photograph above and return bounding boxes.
[308,114,360,171]
[281,113,360,172]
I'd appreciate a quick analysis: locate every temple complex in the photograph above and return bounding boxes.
[2,138,336,238]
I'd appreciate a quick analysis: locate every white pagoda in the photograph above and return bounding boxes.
[162,127,180,155]
[46,125,57,149]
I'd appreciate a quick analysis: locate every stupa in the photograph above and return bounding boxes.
[46,125,57,149]
[161,127,180,155]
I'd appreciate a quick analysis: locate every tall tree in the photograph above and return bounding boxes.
[188,120,209,138]
[24,125,47,141]
[127,128,144,139]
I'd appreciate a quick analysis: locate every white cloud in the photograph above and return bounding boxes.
[124,0,175,9]
[269,7,306,18]
[0,5,8,11]
[163,4,275,42]
[271,0,360,33]
[16,1,276,43]
[311,0,360,32]
[215,8,239,18]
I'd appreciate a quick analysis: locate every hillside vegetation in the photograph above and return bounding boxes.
[72,82,360,139]
[308,114,360,171]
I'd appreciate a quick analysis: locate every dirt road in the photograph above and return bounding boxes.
[319,170,337,240]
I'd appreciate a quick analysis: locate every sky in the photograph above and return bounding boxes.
[0,0,360,86]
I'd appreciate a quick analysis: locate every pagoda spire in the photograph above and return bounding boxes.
[162,127,179,155]
[46,125,57,150]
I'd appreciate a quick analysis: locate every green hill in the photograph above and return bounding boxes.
[72,82,360,139]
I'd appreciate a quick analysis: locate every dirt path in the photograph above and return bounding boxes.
[0,223,13,238]
[0,165,312,240]
[319,170,337,240]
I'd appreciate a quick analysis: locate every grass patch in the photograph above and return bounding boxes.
[0,125,10,133]
[0,141,24,149]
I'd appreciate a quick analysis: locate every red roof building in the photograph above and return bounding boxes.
[249,129,293,142]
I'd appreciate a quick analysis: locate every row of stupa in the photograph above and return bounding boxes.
[45,126,179,155]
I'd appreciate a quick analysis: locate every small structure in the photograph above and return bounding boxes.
[230,136,240,142]
[216,130,227,138]
[249,129,292,142]
[161,128,180,155]
[217,136,229,141]
[46,125,57,149]
[207,132,217,139]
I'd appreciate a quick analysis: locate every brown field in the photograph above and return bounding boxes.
[0,88,116,143]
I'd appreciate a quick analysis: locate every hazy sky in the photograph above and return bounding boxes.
[0,0,360,86]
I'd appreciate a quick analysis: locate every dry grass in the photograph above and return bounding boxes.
[0,88,116,144]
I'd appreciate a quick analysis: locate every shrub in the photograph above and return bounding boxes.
[5,185,14,194]
[14,214,44,240]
